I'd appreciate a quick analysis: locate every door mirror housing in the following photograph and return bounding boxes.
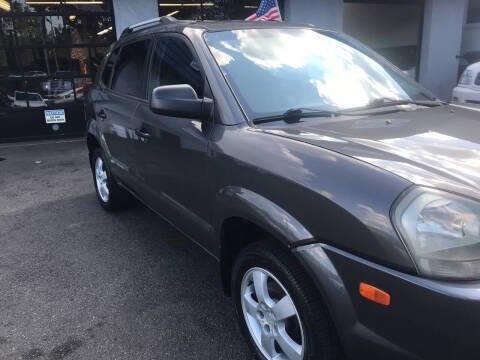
[150,84,213,120]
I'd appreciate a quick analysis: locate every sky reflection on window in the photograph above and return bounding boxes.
[206,29,416,118]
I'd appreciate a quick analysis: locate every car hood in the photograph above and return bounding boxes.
[257,104,480,198]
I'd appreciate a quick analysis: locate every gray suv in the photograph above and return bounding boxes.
[86,17,480,360]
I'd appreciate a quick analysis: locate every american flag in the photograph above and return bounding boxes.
[246,0,282,22]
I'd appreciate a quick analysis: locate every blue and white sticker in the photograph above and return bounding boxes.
[44,109,66,124]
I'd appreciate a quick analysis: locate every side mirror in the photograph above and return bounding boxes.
[150,84,213,120]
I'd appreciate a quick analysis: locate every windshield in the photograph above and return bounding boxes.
[205,28,433,119]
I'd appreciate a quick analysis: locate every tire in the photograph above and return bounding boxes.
[90,147,132,212]
[232,241,342,360]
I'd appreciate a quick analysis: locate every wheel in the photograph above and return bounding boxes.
[232,241,342,360]
[91,147,132,211]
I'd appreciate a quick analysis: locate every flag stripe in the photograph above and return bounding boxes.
[245,0,282,22]
[254,8,281,22]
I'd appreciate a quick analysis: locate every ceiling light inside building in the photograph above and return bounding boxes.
[0,0,11,11]
[166,10,180,17]
[159,3,214,7]
[97,26,112,36]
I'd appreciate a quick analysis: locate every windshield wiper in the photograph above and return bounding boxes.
[252,107,342,125]
[344,97,443,113]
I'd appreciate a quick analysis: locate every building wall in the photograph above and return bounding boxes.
[343,4,421,49]
[112,0,159,38]
[419,0,468,100]
[343,3,423,78]
[462,23,480,55]
[284,0,343,31]
[460,0,480,68]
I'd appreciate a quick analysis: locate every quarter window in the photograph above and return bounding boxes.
[149,37,204,98]
[111,40,151,99]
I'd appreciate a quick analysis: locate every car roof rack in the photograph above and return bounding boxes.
[121,16,177,37]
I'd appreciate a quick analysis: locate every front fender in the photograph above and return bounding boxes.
[214,186,313,248]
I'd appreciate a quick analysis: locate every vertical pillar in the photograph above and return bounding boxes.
[284,0,343,32]
[419,0,468,100]
[112,0,159,38]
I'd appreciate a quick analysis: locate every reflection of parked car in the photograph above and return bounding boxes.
[10,91,47,108]
[7,71,47,78]
[41,79,71,93]
[453,62,480,104]
[51,89,74,104]
[51,86,85,104]
[24,71,47,77]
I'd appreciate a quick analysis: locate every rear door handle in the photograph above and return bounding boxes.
[135,129,152,139]
[97,109,107,120]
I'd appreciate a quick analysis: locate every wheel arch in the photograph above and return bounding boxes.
[215,186,314,295]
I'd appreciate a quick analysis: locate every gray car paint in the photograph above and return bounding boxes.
[86,21,480,360]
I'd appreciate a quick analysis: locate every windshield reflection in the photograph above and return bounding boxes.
[205,29,428,119]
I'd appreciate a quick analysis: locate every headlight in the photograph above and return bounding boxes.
[393,187,480,280]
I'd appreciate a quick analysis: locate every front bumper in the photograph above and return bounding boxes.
[294,244,480,360]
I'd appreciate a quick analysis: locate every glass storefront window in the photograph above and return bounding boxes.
[64,15,114,44]
[63,1,112,13]
[0,49,8,76]
[158,1,282,20]
[70,47,90,74]
[44,15,68,44]
[159,0,206,20]
[0,78,25,109]
[74,76,91,99]
[0,17,15,47]
[17,48,49,74]
[9,0,111,13]
[11,0,63,13]
[224,0,263,20]
[14,16,45,46]
[0,0,113,109]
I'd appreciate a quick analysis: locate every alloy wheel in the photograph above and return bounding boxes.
[95,157,109,203]
[241,267,305,360]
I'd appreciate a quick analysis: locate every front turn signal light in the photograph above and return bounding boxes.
[359,283,391,306]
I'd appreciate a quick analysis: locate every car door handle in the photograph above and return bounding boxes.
[135,129,152,139]
[97,109,107,120]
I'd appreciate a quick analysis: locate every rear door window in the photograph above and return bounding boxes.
[111,39,151,99]
[149,37,204,98]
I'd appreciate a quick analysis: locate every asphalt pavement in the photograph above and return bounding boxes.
[0,139,252,360]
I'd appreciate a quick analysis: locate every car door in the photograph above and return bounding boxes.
[134,35,216,252]
[97,39,151,188]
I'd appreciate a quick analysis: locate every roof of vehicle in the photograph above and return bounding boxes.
[119,17,321,42]
[465,61,480,73]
